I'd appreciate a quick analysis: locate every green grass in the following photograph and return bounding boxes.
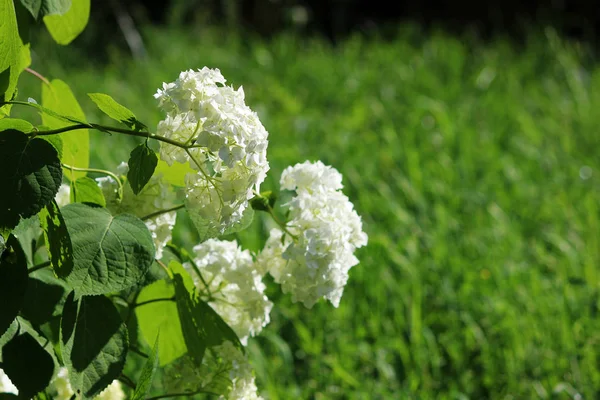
[14,24,600,399]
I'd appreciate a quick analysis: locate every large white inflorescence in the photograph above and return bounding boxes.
[96,162,178,259]
[154,67,269,236]
[258,160,368,308]
[213,341,264,400]
[185,239,272,345]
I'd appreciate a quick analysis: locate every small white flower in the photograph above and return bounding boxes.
[212,341,264,400]
[280,160,343,193]
[258,161,367,308]
[155,67,269,237]
[186,239,272,345]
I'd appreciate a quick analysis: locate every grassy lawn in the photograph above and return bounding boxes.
[15,24,600,399]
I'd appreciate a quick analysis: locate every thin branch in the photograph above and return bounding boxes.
[119,373,136,390]
[28,260,52,274]
[29,122,193,150]
[146,388,221,400]
[166,243,212,296]
[156,259,169,273]
[131,297,175,308]
[25,67,51,87]
[62,163,124,201]
[141,204,185,221]
[61,164,121,183]
[129,345,149,359]
[265,203,298,240]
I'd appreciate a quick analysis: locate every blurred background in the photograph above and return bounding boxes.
[15,0,600,398]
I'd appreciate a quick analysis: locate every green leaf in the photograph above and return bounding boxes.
[60,292,128,398]
[136,279,186,366]
[20,270,68,325]
[70,176,106,206]
[38,199,73,278]
[221,207,254,237]
[250,191,277,212]
[87,93,146,131]
[13,214,41,266]
[19,0,71,19]
[131,334,160,400]
[12,99,89,126]
[0,319,18,349]
[155,159,194,187]
[41,79,89,180]
[2,332,55,398]
[0,233,6,258]
[62,203,155,296]
[128,143,158,195]
[0,0,24,112]
[0,130,62,230]
[0,118,33,132]
[43,0,89,45]
[38,133,64,159]
[171,261,243,368]
[0,236,27,337]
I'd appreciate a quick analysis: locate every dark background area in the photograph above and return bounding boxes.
[92,0,599,43]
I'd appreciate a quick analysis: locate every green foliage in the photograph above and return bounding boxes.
[135,279,186,367]
[250,191,277,211]
[38,133,63,158]
[155,159,194,187]
[0,130,62,231]
[127,143,158,195]
[87,92,146,131]
[131,335,160,400]
[43,0,89,45]
[221,207,254,237]
[19,0,71,20]
[13,215,42,266]
[0,236,28,337]
[61,203,155,296]
[0,118,33,132]
[20,270,68,326]
[60,292,128,398]
[70,176,106,206]
[38,199,74,278]
[2,331,55,398]
[0,0,29,113]
[41,79,89,179]
[171,261,243,368]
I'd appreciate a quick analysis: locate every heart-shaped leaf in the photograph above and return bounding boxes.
[62,203,154,296]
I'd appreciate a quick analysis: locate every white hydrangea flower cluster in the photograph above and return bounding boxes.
[48,367,125,400]
[154,67,269,236]
[97,162,178,259]
[259,160,368,308]
[0,369,18,395]
[214,341,264,400]
[186,239,272,345]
